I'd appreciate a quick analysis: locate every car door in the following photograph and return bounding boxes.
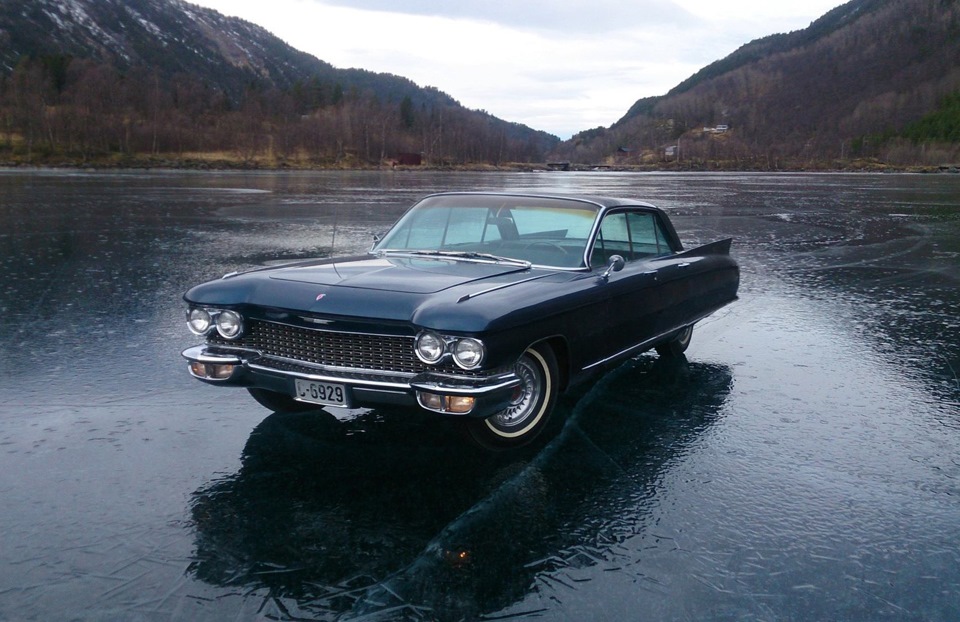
[586,209,672,363]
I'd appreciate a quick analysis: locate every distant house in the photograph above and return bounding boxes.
[703,124,730,134]
[664,145,677,158]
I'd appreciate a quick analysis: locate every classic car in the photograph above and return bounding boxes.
[182,192,739,449]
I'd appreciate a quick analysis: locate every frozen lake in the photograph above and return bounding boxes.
[1,169,958,620]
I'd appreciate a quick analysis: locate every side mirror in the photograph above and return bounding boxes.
[369,233,383,252]
[599,254,625,281]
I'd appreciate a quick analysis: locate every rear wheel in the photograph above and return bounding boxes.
[247,387,315,413]
[655,324,693,358]
[465,343,559,450]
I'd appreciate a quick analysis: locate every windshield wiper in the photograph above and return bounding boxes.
[380,249,531,267]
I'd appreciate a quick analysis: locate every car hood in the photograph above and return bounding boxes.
[268,256,530,294]
[183,254,557,330]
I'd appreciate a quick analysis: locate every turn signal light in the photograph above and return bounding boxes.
[417,392,476,414]
[418,392,443,411]
[447,396,476,413]
[189,362,236,380]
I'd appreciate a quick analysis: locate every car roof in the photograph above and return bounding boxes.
[421,191,660,212]
[416,191,684,253]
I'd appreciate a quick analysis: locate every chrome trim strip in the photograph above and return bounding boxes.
[457,272,560,303]
[181,345,243,365]
[185,344,512,393]
[582,314,710,371]
[263,354,418,378]
[410,375,520,396]
[581,328,680,371]
[255,317,413,340]
[247,362,413,390]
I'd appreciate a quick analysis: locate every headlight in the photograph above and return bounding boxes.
[453,338,484,369]
[415,331,445,364]
[187,308,212,335]
[215,310,243,339]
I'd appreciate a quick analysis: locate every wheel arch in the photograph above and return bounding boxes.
[533,335,570,392]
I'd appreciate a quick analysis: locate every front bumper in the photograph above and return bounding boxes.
[181,345,521,418]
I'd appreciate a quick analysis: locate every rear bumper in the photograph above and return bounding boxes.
[181,345,520,418]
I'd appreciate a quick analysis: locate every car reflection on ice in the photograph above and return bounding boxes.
[188,354,733,619]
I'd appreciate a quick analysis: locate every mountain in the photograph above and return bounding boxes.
[1,0,455,109]
[555,0,960,168]
[0,0,558,165]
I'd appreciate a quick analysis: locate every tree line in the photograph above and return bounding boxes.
[555,0,960,169]
[0,55,551,166]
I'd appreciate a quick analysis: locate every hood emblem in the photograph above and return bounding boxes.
[315,293,327,301]
[301,316,333,325]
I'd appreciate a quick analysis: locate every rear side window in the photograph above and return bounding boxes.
[592,211,673,265]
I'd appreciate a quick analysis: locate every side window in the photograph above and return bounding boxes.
[592,210,675,267]
[593,213,632,264]
[627,212,673,257]
[653,217,673,253]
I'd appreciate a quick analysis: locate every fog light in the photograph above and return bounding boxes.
[417,392,475,414]
[446,395,476,414]
[189,362,236,380]
[190,361,209,378]
[209,364,236,379]
[418,391,443,411]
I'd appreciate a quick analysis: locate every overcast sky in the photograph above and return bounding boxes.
[188,0,846,139]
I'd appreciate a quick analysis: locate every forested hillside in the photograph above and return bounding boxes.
[0,0,558,167]
[554,0,960,168]
[2,0,957,169]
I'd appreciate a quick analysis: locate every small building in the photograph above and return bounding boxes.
[703,125,730,134]
[396,152,422,166]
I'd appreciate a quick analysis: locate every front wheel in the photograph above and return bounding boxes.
[464,343,559,450]
[655,324,693,358]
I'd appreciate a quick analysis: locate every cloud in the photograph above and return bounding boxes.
[316,0,699,33]
[188,0,848,138]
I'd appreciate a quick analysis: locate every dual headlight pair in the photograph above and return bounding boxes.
[187,307,243,339]
[415,331,485,370]
[187,310,482,369]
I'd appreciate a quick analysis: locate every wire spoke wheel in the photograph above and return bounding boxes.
[465,343,558,450]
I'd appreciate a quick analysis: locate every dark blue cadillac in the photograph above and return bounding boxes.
[182,192,739,449]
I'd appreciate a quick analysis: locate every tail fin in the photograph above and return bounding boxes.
[676,238,732,257]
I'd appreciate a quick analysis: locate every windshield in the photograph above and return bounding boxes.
[374,195,600,268]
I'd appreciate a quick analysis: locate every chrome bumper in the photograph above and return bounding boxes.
[181,345,520,417]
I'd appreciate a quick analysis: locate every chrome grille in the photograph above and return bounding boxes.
[208,320,427,374]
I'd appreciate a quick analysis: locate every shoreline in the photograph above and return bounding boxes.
[0,153,956,175]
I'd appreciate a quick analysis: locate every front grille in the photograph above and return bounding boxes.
[208,319,428,374]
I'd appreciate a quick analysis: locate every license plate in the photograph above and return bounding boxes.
[294,379,347,406]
